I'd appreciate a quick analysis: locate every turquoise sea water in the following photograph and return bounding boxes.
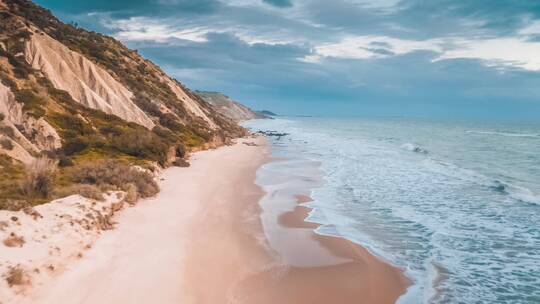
[245,117,540,304]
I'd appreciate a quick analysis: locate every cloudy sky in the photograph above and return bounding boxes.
[36,0,540,121]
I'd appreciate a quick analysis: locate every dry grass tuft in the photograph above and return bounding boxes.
[6,266,29,287]
[22,206,42,220]
[54,184,104,201]
[3,233,25,247]
[20,157,57,199]
[172,158,190,167]
[123,183,138,203]
[72,160,159,202]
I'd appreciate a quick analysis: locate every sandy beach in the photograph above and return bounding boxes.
[10,136,409,304]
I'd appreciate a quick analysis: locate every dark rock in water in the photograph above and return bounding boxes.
[257,110,277,116]
[256,130,289,140]
[413,147,428,154]
[490,181,507,193]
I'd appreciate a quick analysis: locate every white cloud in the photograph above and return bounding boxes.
[436,38,540,71]
[305,34,540,71]
[305,35,442,62]
[104,17,211,42]
[518,20,540,35]
[349,0,401,11]
[219,0,261,7]
[102,16,298,46]
[103,13,540,72]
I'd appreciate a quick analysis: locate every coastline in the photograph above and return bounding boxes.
[4,135,409,303]
[252,154,411,304]
[274,194,410,304]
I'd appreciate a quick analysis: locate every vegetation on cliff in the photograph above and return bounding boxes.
[0,0,246,209]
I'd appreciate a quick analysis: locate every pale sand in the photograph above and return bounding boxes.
[18,136,409,304]
[0,192,127,303]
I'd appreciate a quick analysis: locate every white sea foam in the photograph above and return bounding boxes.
[401,143,429,154]
[245,117,540,304]
[466,130,540,138]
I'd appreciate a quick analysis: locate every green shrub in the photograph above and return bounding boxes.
[58,155,74,167]
[13,67,30,79]
[159,113,183,132]
[63,137,89,155]
[72,160,159,200]
[0,138,14,150]
[152,126,177,143]
[0,155,26,208]
[13,89,46,118]
[98,125,123,136]
[48,113,93,136]
[175,145,186,158]
[0,126,15,138]
[0,76,17,90]
[110,129,169,165]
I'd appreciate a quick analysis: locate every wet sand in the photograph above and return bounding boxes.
[241,194,410,304]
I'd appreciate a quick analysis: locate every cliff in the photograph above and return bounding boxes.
[0,0,246,209]
[196,91,267,122]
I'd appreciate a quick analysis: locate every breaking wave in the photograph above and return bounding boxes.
[401,143,428,154]
[466,130,539,138]
[246,117,540,304]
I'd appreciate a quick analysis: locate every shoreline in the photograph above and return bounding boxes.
[281,195,411,303]
[253,156,411,304]
[3,136,409,303]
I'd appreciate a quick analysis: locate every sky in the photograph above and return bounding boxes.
[35,0,540,121]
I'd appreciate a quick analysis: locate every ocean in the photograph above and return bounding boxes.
[244,117,540,304]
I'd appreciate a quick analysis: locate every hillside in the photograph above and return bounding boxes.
[0,0,246,210]
[196,91,267,122]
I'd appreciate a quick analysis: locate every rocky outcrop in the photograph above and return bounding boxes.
[25,32,155,129]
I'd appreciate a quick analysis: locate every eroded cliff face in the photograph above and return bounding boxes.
[0,81,61,164]
[0,0,245,150]
[161,75,218,129]
[25,32,155,129]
